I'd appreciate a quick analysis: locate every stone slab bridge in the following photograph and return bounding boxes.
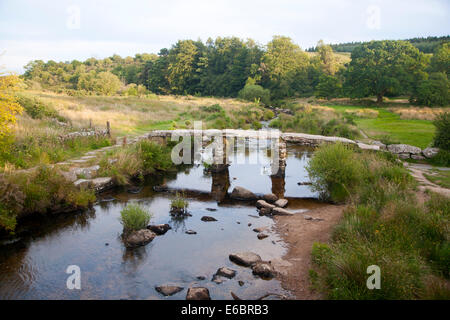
[146,129,379,179]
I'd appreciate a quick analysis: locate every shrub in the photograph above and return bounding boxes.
[238,84,271,106]
[120,203,151,231]
[17,95,65,121]
[307,143,364,203]
[433,112,450,150]
[263,109,275,121]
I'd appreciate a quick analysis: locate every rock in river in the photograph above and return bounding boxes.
[201,216,217,222]
[257,233,269,240]
[274,199,288,208]
[215,267,236,279]
[256,200,275,210]
[263,193,278,203]
[230,186,257,200]
[124,229,156,248]
[186,287,211,300]
[229,252,262,267]
[252,262,275,278]
[155,285,184,296]
[186,230,197,235]
[147,224,171,235]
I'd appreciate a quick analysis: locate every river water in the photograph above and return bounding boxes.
[0,140,319,300]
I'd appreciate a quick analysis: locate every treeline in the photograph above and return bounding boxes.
[23,36,450,106]
[307,36,450,54]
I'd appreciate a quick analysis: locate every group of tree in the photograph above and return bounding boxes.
[22,36,449,106]
[307,36,449,54]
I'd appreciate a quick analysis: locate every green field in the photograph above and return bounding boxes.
[325,105,435,149]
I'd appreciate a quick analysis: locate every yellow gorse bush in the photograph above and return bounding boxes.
[0,73,23,147]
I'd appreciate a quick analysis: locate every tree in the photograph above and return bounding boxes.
[0,73,23,150]
[430,42,450,75]
[94,72,122,95]
[315,74,342,100]
[345,40,428,103]
[316,40,338,75]
[261,36,309,99]
[413,72,449,106]
[433,112,450,150]
[167,40,200,94]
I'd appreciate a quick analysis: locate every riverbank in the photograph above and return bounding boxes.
[273,204,345,299]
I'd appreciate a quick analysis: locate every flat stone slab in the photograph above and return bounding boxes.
[256,200,275,210]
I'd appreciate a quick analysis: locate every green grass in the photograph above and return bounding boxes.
[308,143,450,299]
[325,105,435,149]
[120,203,151,231]
[424,169,450,188]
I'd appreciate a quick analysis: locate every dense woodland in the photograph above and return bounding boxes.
[307,35,450,53]
[23,36,449,106]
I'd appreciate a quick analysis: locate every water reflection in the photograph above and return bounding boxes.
[0,144,318,300]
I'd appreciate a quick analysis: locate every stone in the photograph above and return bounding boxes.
[196,276,206,280]
[91,177,114,192]
[61,170,78,182]
[201,216,217,222]
[371,140,387,150]
[230,186,257,200]
[185,230,197,235]
[398,153,411,159]
[256,200,276,210]
[155,285,184,296]
[411,154,426,160]
[253,227,267,233]
[251,261,275,278]
[422,147,440,159]
[387,144,422,155]
[211,275,224,284]
[263,193,278,203]
[206,208,217,212]
[229,252,262,267]
[73,165,100,179]
[274,199,288,208]
[215,267,236,279]
[147,224,171,235]
[127,186,143,194]
[257,233,269,240]
[186,287,211,300]
[258,207,272,216]
[73,179,91,189]
[124,229,156,248]
[238,281,244,286]
[297,181,312,186]
[272,207,294,216]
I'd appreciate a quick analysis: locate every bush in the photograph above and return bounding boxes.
[17,95,65,121]
[120,203,151,231]
[433,112,450,150]
[307,143,364,203]
[170,192,189,216]
[263,109,275,121]
[238,84,271,106]
[429,149,450,167]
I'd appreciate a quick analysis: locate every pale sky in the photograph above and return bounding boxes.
[1,0,449,73]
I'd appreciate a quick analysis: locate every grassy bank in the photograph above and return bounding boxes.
[308,143,449,299]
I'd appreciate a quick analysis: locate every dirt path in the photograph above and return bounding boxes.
[405,163,450,198]
[272,204,345,299]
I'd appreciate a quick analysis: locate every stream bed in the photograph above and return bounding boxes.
[0,141,320,300]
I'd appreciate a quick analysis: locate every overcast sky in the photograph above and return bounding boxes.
[1,0,449,73]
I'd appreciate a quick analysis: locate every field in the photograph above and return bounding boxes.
[319,104,438,149]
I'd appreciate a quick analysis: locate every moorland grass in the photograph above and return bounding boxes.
[308,143,449,299]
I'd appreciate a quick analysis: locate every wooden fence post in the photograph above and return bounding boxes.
[106,121,111,137]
